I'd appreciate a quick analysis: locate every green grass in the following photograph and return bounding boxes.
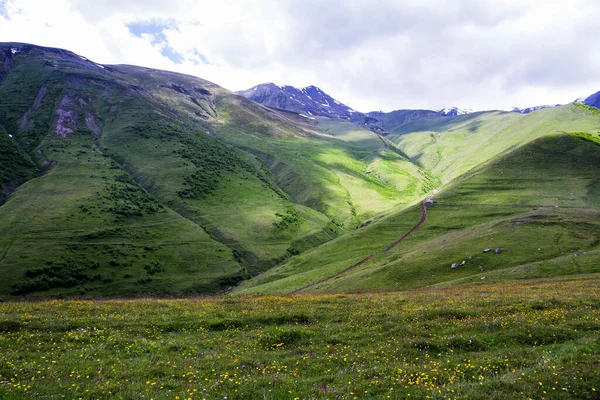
[1,276,599,399]
[213,119,431,226]
[96,94,328,273]
[315,118,386,150]
[0,131,243,297]
[395,105,600,183]
[237,133,600,294]
[436,134,600,207]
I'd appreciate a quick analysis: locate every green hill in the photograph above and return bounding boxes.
[235,132,600,294]
[0,43,433,297]
[393,104,600,183]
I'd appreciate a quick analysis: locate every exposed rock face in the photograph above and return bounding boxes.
[84,111,100,137]
[55,95,77,138]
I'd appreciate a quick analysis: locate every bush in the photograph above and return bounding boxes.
[144,262,163,275]
[13,262,90,294]
[273,206,302,231]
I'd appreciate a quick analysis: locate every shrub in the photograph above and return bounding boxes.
[273,206,302,231]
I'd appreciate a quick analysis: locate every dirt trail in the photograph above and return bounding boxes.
[289,197,596,294]
[291,200,428,294]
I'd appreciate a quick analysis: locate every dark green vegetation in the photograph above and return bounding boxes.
[1,277,599,399]
[0,125,36,204]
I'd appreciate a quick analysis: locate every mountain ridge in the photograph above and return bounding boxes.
[235,82,359,119]
[0,41,436,297]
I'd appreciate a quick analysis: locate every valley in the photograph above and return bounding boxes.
[1,43,600,298]
[1,40,599,400]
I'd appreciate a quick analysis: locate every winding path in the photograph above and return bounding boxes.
[291,200,429,294]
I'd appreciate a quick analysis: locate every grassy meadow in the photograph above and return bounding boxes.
[1,276,599,399]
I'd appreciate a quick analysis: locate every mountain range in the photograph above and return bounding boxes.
[236,83,478,126]
[237,82,600,132]
[1,42,599,298]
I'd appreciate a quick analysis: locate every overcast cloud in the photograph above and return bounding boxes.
[2,0,600,112]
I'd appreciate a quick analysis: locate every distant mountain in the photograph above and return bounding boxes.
[238,84,485,136]
[575,91,600,109]
[511,104,561,114]
[236,83,359,119]
[364,109,439,133]
[438,106,473,116]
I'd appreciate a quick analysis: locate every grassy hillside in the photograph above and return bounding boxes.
[0,132,244,297]
[236,133,600,294]
[394,104,600,183]
[0,125,37,204]
[0,43,436,297]
[1,276,598,399]
[213,126,428,225]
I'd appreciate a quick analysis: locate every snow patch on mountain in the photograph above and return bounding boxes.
[511,104,560,114]
[236,83,359,119]
[439,106,473,116]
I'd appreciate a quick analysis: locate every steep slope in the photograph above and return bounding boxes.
[0,125,37,204]
[235,130,600,294]
[0,42,434,297]
[0,44,247,296]
[211,112,434,226]
[236,83,359,119]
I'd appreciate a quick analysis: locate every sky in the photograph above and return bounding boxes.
[2,0,600,112]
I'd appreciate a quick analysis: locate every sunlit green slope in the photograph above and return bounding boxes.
[394,104,600,183]
[235,132,600,294]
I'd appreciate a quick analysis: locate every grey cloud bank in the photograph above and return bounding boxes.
[2,0,600,112]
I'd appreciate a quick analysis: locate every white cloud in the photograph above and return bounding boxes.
[2,0,600,112]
